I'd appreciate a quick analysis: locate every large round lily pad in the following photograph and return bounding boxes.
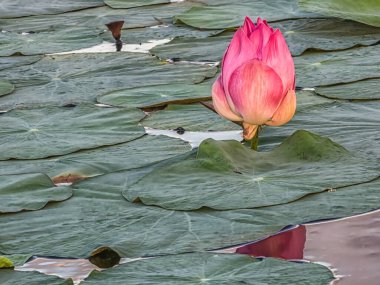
[124,130,378,210]
[0,52,216,109]
[83,253,334,285]
[299,0,380,27]
[97,82,214,109]
[0,173,72,213]
[0,105,145,160]
[315,78,380,100]
[0,0,104,18]
[174,0,318,30]
[295,44,380,87]
[0,168,378,261]
[0,80,14,97]
[142,104,239,132]
[0,135,191,184]
[0,27,103,56]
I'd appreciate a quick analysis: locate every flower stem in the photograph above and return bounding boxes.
[250,126,260,151]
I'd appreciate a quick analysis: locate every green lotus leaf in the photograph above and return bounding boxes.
[315,78,380,100]
[260,101,380,161]
[299,0,380,27]
[0,173,72,213]
[0,105,145,160]
[273,18,380,56]
[83,253,334,285]
[0,55,42,71]
[105,0,170,9]
[0,269,73,285]
[0,53,216,109]
[0,4,194,33]
[0,27,103,56]
[124,130,378,210]
[142,104,239,132]
[295,45,380,87]
[0,0,104,18]
[174,0,318,30]
[97,82,214,108]
[102,24,222,44]
[0,168,378,261]
[150,33,232,62]
[0,135,191,183]
[0,80,14,97]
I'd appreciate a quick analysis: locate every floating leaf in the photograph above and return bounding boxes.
[0,255,30,267]
[124,131,378,210]
[0,135,191,183]
[105,0,170,9]
[0,0,104,18]
[0,169,378,261]
[0,53,216,109]
[142,104,239,132]
[150,33,232,62]
[0,269,73,285]
[260,101,380,162]
[0,256,14,268]
[0,80,14,97]
[174,0,318,30]
[0,4,194,33]
[273,18,380,56]
[0,105,145,160]
[0,173,72,213]
[299,0,380,27]
[97,82,214,108]
[0,27,103,56]
[315,78,380,100]
[83,253,334,285]
[295,45,380,87]
[0,55,42,71]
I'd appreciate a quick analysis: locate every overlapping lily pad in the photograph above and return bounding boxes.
[299,0,380,27]
[97,82,214,108]
[295,44,380,87]
[83,253,334,285]
[1,165,378,262]
[0,173,72,213]
[124,131,378,210]
[105,0,170,9]
[0,0,104,18]
[102,23,222,44]
[0,27,102,56]
[0,80,14,97]
[0,105,145,160]
[260,101,380,161]
[142,104,239,132]
[315,78,380,100]
[0,4,195,33]
[273,18,380,56]
[0,269,73,285]
[174,0,318,29]
[150,33,232,62]
[0,52,216,109]
[0,135,191,183]
[0,55,42,71]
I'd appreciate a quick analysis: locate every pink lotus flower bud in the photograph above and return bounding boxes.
[212,17,296,140]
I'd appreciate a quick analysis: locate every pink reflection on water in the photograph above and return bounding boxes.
[213,225,306,260]
[235,225,306,259]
